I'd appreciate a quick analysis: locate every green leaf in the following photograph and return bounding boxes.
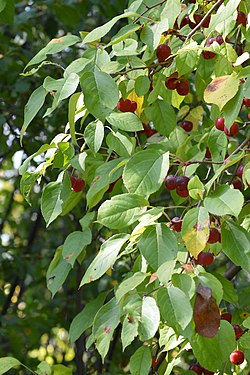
[138,223,178,271]
[172,274,196,299]
[0,0,7,13]
[115,272,147,302]
[123,149,169,196]
[69,292,107,343]
[51,365,72,375]
[222,85,245,128]
[139,296,160,341]
[121,315,139,351]
[157,287,193,331]
[68,92,84,146]
[204,185,244,217]
[144,100,176,136]
[62,230,92,267]
[46,246,71,297]
[93,297,120,362]
[0,0,14,24]
[80,70,119,122]
[197,272,223,305]
[97,193,148,229]
[80,234,129,286]
[188,176,205,200]
[130,346,152,375]
[221,220,250,273]
[191,321,236,372]
[84,120,104,154]
[182,207,210,259]
[107,112,143,132]
[108,24,141,46]
[160,0,181,28]
[208,0,241,35]
[106,130,134,158]
[0,357,21,374]
[20,171,40,204]
[36,361,51,375]
[82,11,137,43]
[176,48,198,76]
[238,331,250,349]
[25,35,80,70]
[19,144,56,176]
[207,128,227,166]
[135,75,151,97]
[212,272,238,305]
[157,260,176,287]
[21,85,47,143]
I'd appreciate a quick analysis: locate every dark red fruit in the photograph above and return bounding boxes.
[117,98,137,113]
[233,324,244,340]
[176,80,189,96]
[194,13,210,28]
[243,97,250,107]
[229,350,245,365]
[226,122,240,137]
[220,312,232,323]
[171,217,182,232]
[189,363,203,375]
[215,35,224,45]
[207,37,215,46]
[202,50,216,59]
[203,369,214,375]
[236,11,247,27]
[176,185,189,198]
[180,15,189,28]
[152,356,158,368]
[237,165,244,179]
[176,175,190,189]
[195,251,214,266]
[215,118,225,131]
[205,147,211,158]
[188,0,196,3]
[70,176,85,192]
[156,44,171,62]
[164,175,177,190]
[181,120,193,132]
[207,227,221,244]
[141,124,157,138]
[232,179,243,190]
[165,77,178,90]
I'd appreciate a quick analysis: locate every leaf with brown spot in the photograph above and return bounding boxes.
[204,74,239,110]
[194,284,220,338]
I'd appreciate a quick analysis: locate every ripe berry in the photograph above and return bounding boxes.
[233,324,244,340]
[202,50,216,60]
[195,251,214,266]
[188,0,196,3]
[236,11,247,27]
[156,44,171,62]
[215,118,225,131]
[243,97,250,107]
[180,15,189,28]
[176,80,189,96]
[171,217,182,232]
[70,176,85,192]
[189,363,203,375]
[117,98,137,113]
[220,312,232,323]
[207,37,215,46]
[226,122,240,137]
[165,77,179,90]
[207,227,221,244]
[176,185,189,198]
[232,178,243,190]
[164,175,177,190]
[176,175,190,189]
[194,13,210,28]
[181,120,193,132]
[203,369,214,375]
[205,147,211,158]
[152,356,158,368]
[215,35,224,45]
[229,350,245,365]
[236,165,244,179]
[130,100,137,112]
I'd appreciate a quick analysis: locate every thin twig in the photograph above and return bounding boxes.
[132,0,168,24]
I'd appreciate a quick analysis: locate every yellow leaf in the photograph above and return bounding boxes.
[185,106,204,131]
[204,74,239,111]
[182,227,209,259]
[127,91,144,117]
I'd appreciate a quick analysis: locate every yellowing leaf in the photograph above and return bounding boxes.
[204,74,239,111]
[185,106,204,131]
[127,91,144,117]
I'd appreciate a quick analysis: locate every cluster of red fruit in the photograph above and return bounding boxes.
[164,174,190,197]
[232,164,246,191]
[201,35,225,60]
[70,176,85,192]
[116,98,137,113]
[165,72,190,96]
[215,118,240,137]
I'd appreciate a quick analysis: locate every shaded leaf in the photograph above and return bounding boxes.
[130,346,152,375]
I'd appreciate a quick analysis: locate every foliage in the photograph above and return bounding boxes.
[1,0,250,374]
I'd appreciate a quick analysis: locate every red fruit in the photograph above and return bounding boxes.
[226,122,240,136]
[176,80,189,96]
[215,35,224,45]
[194,13,210,28]
[229,350,245,365]
[236,165,244,179]
[164,174,177,190]
[236,11,247,27]
[202,50,216,59]
[189,363,203,375]
[165,77,178,90]
[203,369,214,375]
[207,227,221,244]
[233,324,244,340]
[207,37,215,46]
[117,98,137,113]
[176,175,190,189]
[176,185,189,198]
[156,44,171,62]
[188,0,196,3]
[130,100,137,112]
[195,251,214,266]
[70,176,85,192]
[181,120,193,132]
[180,15,189,28]
[145,128,157,138]
[243,97,250,107]
[205,147,211,158]
[171,217,182,232]
[220,312,232,323]
[152,356,158,368]
[215,118,225,131]
[232,178,243,190]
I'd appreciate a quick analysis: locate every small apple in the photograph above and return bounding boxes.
[215,118,225,131]
[156,44,171,62]
[220,312,232,323]
[181,120,193,132]
[207,227,221,244]
[70,176,85,192]
[164,175,177,190]
[195,251,214,266]
[171,217,182,232]
[176,80,189,96]
[229,350,245,365]
[233,324,244,340]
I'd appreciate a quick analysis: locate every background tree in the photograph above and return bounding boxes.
[1,0,250,374]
